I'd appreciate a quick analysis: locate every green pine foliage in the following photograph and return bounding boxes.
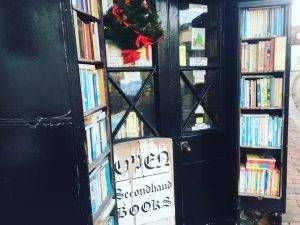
[103,0,164,50]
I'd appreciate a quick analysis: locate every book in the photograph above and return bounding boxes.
[115,112,145,140]
[274,37,286,71]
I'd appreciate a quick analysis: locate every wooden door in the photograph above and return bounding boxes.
[156,0,236,224]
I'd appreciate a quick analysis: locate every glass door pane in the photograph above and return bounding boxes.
[179,2,220,67]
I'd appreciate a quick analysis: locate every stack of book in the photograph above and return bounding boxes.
[74,12,101,61]
[240,77,282,108]
[240,114,282,147]
[89,159,113,215]
[73,0,100,18]
[85,111,109,164]
[79,65,104,112]
[240,7,285,39]
[240,37,286,72]
[239,154,280,197]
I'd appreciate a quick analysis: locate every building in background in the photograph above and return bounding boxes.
[284,15,300,225]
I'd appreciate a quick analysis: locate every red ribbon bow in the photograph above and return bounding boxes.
[135,34,152,60]
[112,4,120,17]
[122,49,141,65]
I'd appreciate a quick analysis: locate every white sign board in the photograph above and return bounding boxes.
[113,138,175,225]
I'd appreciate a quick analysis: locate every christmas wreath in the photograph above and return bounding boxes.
[103,0,164,65]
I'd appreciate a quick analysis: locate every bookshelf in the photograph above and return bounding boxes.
[237,0,291,224]
[72,0,117,224]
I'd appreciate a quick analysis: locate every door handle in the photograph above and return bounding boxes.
[180,141,191,152]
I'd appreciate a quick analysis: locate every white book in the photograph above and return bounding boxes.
[274,37,286,71]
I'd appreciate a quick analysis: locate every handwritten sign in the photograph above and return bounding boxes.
[113,138,175,225]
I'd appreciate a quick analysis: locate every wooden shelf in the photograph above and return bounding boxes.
[93,197,116,225]
[84,105,107,117]
[239,192,281,200]
[240,107,283,113]
[73,7,100,22]
[239,194,282,213]
[241,36,285,42]
[107,66,155,72]
[88,149,111,173]
[241,71,284,76]
[78,59,103,67]
[241,107,282,110]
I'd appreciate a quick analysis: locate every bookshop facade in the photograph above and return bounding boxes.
[0,0,291,225]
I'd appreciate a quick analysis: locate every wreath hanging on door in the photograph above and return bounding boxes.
[103,0,164,65]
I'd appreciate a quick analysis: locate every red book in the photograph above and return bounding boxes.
[84,22,92,60]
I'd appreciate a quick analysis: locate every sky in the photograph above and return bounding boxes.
[292,0,300,26]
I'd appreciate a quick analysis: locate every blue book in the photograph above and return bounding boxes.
[243,10,247,38]
[281,8,285,35]
[255,117,259,146]
[80,69,89,112]
[247,116,251,146]
[83,69,90,111]
[275,8,278,36]
[92,73,100,107]
[105,162,112,196]
[268,116,272,147]
[100,119,108,152]
[242,116,246,145]
[274,116,278,147]
[89,178,97,214]
[240,78,244,107]
[79,70,86,112]
[78,0,84,11]
[257,79,261,107]
[243,116,247,146]
[277,117,282,147]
